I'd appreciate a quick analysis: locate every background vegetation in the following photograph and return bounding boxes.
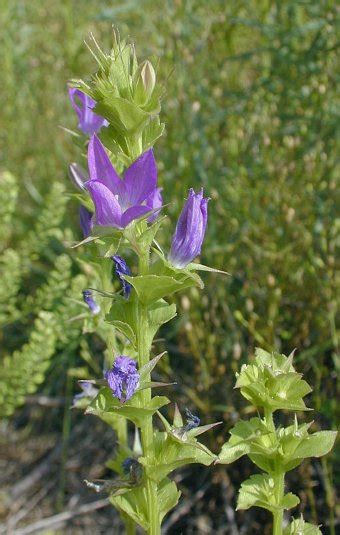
[1,0,338,533]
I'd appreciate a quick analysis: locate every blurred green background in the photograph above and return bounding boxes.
[0,0,338,533]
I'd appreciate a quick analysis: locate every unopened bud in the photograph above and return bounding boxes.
[140,60,156,99]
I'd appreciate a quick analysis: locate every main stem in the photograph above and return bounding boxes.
[101,261,135,534]
[264,408,284,535]
[138,249,160,535]
[272,470,284,535]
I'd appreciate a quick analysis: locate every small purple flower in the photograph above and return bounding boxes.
[68,88,108,135]
[183,408,200,431]
[79,206,93,238]
[111,255,132,298]
[172,408,200,439]
[105,356,139,403]
[168,188,209,269]
[82,289,101,315]
[85,135,159,229]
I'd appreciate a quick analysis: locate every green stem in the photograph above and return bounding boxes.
[264,408,285,535]
[137,249,160,535]
[100,260,135,534]
[272,470,284,535]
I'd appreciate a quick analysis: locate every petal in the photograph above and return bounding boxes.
[123,149,157,206]
[145,187,163,222]
[69,89,107,135]
[105,369,123,401]
[121,205,151,228]
[69,88,83,116]
[87,135,125,198]
[125,373,140,401]
[86,180,122,227]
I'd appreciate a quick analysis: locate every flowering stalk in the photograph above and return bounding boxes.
[136,247,159,534]
[217,349,337,535]
[66,32,224,534]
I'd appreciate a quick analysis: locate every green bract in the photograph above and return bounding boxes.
[70,31,164,166]
[235,348,312,411]
[218,348,337,535]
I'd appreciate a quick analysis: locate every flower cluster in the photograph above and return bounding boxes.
[105,356,140,402]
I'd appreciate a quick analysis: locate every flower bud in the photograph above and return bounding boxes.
[111,255,132,298]
[168,188,209,269]
[82,289,100,315]
[140,60,156,99]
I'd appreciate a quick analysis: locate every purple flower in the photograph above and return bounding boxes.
[145,187,163,223]
[183,408,200,431]
[79,206,93,238]
[105,356,139,403]
[68,88,108,135]
[85,135,159,229]
[168,188,209,268]
[82,289,101,315]
[111,255,132,298]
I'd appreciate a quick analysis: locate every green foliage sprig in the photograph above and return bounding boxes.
[217,348,337,534]
[0,171,86,417]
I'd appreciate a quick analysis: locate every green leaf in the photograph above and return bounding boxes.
[111,477,180,530]
[145,299,177,347]
[291,431,337,460]
[124,274,194,304]
[186,262,230,275]
[142,117,165,151]
[283,517,322,535]
[86,387,170,427]
[237,474,299,513]
[106,298,138,347]
[96,97,149,135]
[111,486,149,530]
[217,418,273,467]
[158,478,181,523]
[139,431,215,482]
[281,493,300,510]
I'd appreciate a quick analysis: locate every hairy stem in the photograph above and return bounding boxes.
[137,249,160,535]
[272,470,285,535]
[101,261,134,533]
[264,408,284,535]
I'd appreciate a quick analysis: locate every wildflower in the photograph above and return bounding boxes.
[68,88,108,135]
[183,408,200,431]
[168,188,209,268]
[82,289,101,315]
[172,408,201,440]
[145,187,163,222]
[72,381,98,407]
[111,255,132,298]
[105,356,140,402]
[79,206,93,238]
[86,134,159,228]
